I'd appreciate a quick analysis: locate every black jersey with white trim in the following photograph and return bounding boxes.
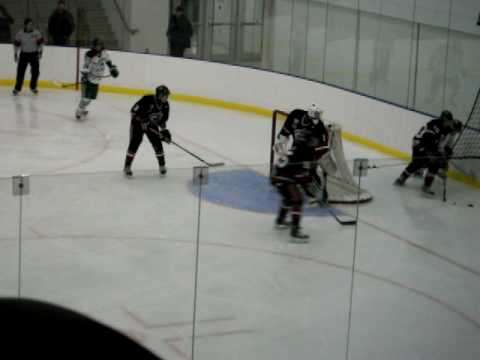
[279,109,329,160]
[413,118,448,154]
[131,95,170,128]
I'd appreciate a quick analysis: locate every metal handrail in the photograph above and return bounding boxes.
[28,0,41,30]
[113,0,138,35]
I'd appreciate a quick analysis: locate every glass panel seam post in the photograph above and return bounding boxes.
[191,166,209,360]
[353,0,361,91]
[288,0,295,74]
[407,0,418,109]
[12,175,30,298]
[259,0,266,67]
[441,0,453,110]
[233,0,240,64]
[413,22,421,109]
[322,0,330,82]
[345,159,369,360]
[303,0,310,78]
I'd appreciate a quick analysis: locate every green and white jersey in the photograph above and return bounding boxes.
[82,49,111,84]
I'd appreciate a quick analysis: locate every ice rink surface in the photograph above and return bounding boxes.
[0,88,479,360]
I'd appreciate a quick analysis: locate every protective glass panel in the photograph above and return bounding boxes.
[22,170,199,358]
[444,31,480,121]
[289,0,308,76]
[268,0,293,73]
[357,11,414,105]
[238,0,264,64]
[194,163,356,359]
[0,176,20,297]
[211,24,233,58]
[305,0,327,82]
[353,156,480,359]
[414,24,448,115]
[324,3,358,89]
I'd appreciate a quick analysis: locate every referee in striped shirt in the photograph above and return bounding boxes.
[13,18,44,95]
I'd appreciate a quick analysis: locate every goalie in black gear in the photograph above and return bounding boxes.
[271,105,330,242]
[123,85,172,176]
[75,38,119,120]
[394,110,460,195]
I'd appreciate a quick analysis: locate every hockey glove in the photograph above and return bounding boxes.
[160,129,172,143]
[110,65,119,78]
[444,146,453,158]
[80,70,89,84]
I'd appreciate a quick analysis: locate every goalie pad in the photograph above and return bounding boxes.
[274,134,289,158]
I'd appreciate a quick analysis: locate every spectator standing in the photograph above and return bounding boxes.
[48,0,75,46]
[166,6,193,57]
[0,4,14,43]
[13,18,44,95]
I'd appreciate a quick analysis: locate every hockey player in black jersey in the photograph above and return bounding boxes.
[123,85,172,177]
[271,105,330,242]
[394,110,457,195]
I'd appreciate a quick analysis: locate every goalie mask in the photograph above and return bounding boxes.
[307,104,323,125]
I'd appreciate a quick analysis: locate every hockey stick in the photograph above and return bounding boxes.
[307,175,357,225]
[148,128,225,167]
[170,140,225,167]
[52,80,78,88]
[53,75,112,88]
[315,198,357,225]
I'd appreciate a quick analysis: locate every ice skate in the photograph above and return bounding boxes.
[75,108,88,120]
[274,217,291,230]
[421,185,435,196]
[290,227,310,243]
[123,166,133,177]
[159,165,167,175]
[394,177,406,186]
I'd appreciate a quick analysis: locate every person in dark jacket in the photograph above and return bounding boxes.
[0,4,14,43]
[48,0,75,46]
[166,6,193,57]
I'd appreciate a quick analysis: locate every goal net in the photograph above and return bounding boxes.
[452,88,480,181]
[270,110,373,203]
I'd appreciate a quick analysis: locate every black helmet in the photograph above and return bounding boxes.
[440,110,453,122]
[156,85,170,99]
[91,38,104,50]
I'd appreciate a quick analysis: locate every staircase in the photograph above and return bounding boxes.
[1,0,119,49]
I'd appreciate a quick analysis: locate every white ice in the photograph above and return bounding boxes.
[0,88,479,360]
